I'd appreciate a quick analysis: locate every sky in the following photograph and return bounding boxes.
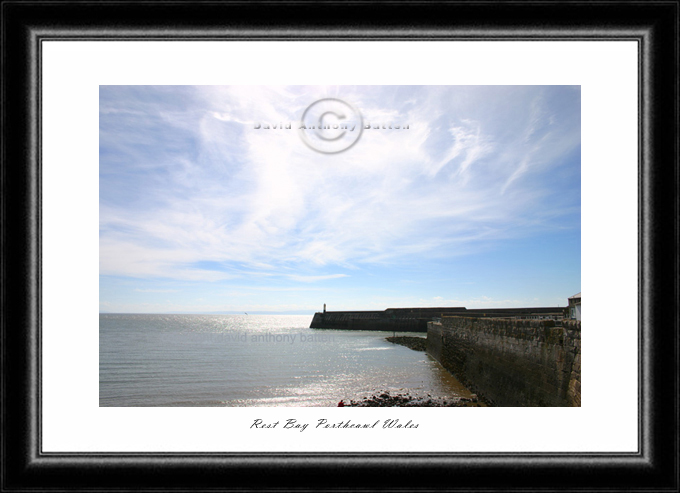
[99,85,580,314]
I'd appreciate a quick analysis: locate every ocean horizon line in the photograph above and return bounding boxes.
[99,311,316,316]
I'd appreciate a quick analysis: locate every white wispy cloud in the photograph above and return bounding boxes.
[100,85,580,284]
[134,288,180,293]
[287,274,349,283]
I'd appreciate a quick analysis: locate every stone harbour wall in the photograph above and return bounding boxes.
[310,312,427,332]
[427,317,581,407]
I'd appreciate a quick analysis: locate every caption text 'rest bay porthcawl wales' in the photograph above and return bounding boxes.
[100,86,581,408]
[250,418,419,433]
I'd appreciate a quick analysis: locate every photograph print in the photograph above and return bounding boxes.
[99,85,581,407]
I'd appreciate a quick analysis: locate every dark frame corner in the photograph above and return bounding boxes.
[2,1,678,491]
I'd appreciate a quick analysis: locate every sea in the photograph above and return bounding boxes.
[99,313,471,407]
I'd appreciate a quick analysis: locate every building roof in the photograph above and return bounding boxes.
[569,292,581,300]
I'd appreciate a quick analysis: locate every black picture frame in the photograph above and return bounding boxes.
[2,1,678,490]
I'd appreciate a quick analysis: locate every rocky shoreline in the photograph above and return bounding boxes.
[370,337,486,406]
[385,336,427,352]
[345,390,484,407]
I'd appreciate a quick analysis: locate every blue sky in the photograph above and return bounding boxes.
[99,85,580,313]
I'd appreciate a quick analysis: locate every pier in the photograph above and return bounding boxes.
[309,306,566,332]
